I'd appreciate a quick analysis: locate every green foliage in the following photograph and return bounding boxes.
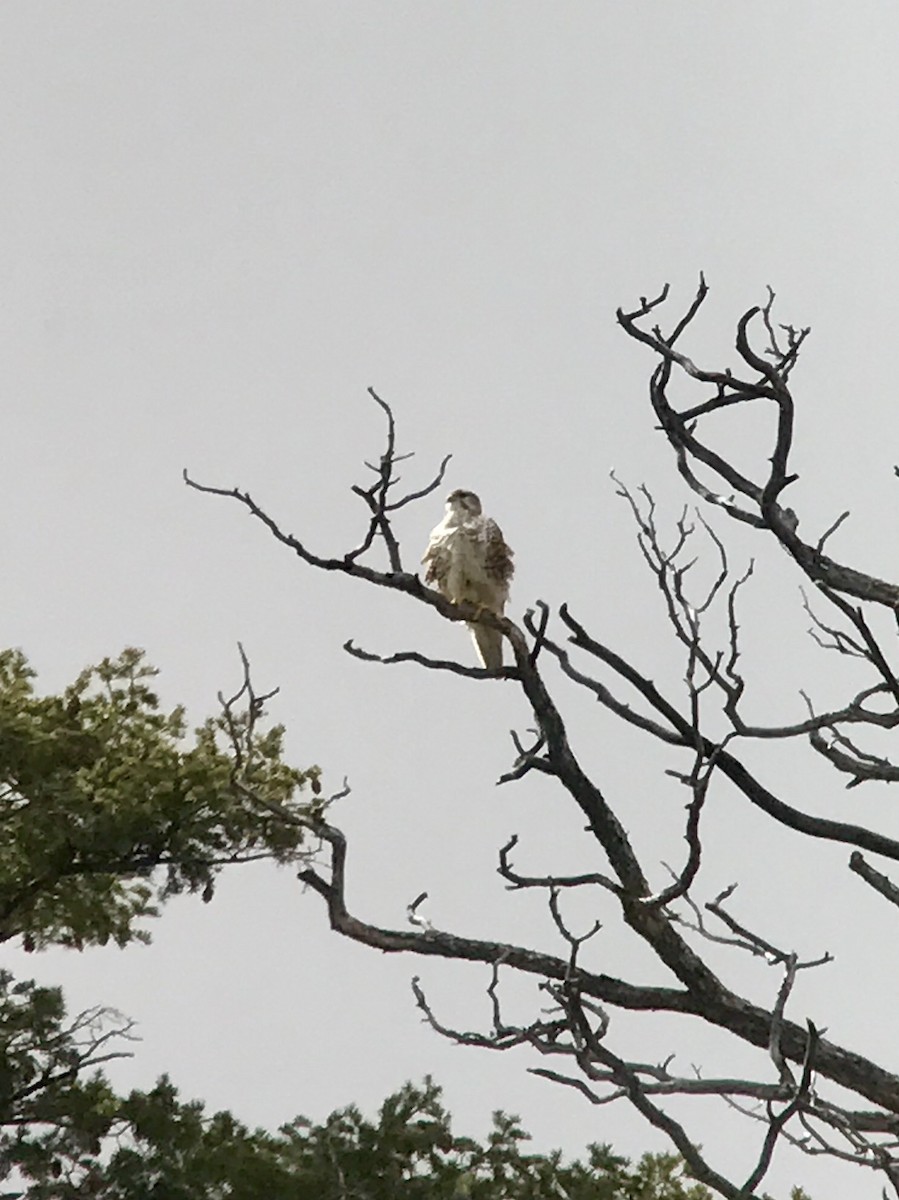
[0,971,120,1194]
[0,647,317,950]
[3,1067,725,1200]
[0,645,321,1195]
[268,1077,715,1198]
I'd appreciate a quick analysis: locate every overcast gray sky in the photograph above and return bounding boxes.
[4,5,899,1197]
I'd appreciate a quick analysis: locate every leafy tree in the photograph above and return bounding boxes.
[183,284,899,1196]
[1,1048,766,1199]
[0,645,316,951]
[0,644,317,1194]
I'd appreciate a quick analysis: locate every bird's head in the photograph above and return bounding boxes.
[446,489,483,517]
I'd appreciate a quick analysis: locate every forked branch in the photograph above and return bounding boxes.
[618,280,899,611]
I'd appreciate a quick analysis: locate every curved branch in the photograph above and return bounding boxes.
[559,603,899,866]
[618,284,899,611]
[849,853,899,909]
[343,640,512,680]
[296,817,899,1116]
[297,822,691,1015]
[497,834,621,896]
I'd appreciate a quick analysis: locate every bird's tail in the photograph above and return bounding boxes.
[469,622,504,671]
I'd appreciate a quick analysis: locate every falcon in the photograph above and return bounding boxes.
[422,489,514,670]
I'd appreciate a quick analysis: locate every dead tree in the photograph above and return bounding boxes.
[186,284,899,1199]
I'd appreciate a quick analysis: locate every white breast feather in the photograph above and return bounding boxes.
[422,495,513,669]
[426,519,507,612]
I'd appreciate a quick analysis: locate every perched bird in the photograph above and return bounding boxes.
[422,489,514,669]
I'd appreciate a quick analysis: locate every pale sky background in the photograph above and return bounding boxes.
[4,5,899,1197]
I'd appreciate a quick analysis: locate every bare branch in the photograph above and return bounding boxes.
[498,834,621,896]
[817,510,852,556]
[639,755,712,910]
[526,599,551,666]
[191,359,899,1193]
[558,602,899,865]
[296,820,695,1015]
[705,885,832,971]
[850,853,899,910]
[343,640,511,679]
[407,891,432,930]
[618,285,899,611]
[497,729,555,784]
[809,726,899,787]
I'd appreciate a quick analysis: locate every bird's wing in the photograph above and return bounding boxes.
[483,519,514,591]
[421,526,450,586]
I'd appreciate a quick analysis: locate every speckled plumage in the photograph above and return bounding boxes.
[422,489,514,669]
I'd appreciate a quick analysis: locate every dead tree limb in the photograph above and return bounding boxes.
[191,345,899,1196]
